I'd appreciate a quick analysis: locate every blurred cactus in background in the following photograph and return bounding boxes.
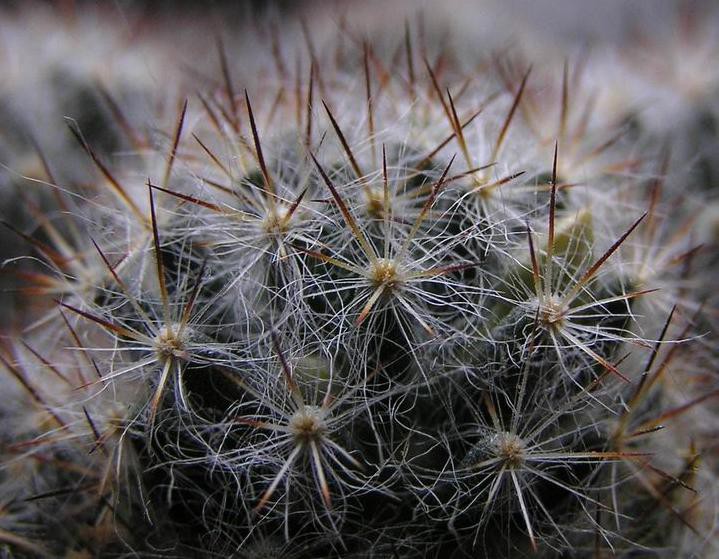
[0,1,717,557]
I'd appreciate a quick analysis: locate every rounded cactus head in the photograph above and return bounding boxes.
[1,3,718,558]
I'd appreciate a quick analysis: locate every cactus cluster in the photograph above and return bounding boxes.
[1,2,718,558]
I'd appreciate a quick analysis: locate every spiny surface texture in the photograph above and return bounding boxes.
[0,2,718,558]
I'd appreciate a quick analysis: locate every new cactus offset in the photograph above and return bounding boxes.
[1,3,717,558]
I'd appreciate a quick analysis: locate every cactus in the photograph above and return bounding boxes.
[1,3,717,558]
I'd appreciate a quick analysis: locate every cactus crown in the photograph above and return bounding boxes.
[1,4,718,559]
